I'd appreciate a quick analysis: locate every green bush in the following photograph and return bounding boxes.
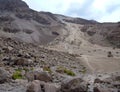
[64,68,75,76]
[12,70,23,80]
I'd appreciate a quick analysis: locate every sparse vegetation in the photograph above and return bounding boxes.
[64,68,75,76]
[12,70,23,80]
[56,66,75,76]
[43,66,52,73]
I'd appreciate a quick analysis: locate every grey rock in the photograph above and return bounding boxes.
[0,68,11,83]
[93,87,118,92]
[60,78,87,92]
[13,58,33,66]
[94,78,103,83]
[26,80,59,92]
[26,80,41,92]
[25,71,52,82]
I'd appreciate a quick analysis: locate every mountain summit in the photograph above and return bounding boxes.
[0,0,29,12]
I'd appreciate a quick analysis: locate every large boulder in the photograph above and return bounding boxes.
[60,78,87,92]
[13,58,33,66]
[25,71,52,82]
[26,80,41,92]
[93,87,118,92]
[94,76,120,92]
[0,68,11,83]
[26,80,59,92]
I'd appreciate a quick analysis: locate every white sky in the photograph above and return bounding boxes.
[23,0,120,22]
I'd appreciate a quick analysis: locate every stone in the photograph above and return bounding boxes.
[0,68,11,83]
[26,80,41,92]
[60,78,87,92]
[107,51,113,57]
[94,78,103,83]
[26,80,59,92]
[93,87,118,92]
[93,87,100,92]
[13,58,33,66]
[115,76,120,81]
[25,71,52,82]
[7,46,13,51]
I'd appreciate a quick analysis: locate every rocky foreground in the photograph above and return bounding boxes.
[0,37,119,92]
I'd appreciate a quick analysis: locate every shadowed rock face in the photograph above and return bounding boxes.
[0,0,29,12]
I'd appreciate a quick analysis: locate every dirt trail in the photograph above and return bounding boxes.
[79,55,120,74]
[80,55,95,74]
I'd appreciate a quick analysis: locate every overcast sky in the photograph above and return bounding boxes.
[23,0,120,22]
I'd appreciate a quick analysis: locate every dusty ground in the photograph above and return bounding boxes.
[47,21,120,77]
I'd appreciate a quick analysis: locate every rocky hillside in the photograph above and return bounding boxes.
[0,0,65,44]
[0,0,120,48]
[81,23,120,47]
[0,0,120,92]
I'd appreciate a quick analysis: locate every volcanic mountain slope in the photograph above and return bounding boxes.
[0,0,98,45]
[0,0,65,44]
[0,0,120,48]
[0,0,120,92]
[0,0,120,74]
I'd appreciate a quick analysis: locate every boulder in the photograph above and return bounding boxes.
[60,78,87,92]
[0,68,11,83]
[107,51,113,57]
[93,87,118,92]
[93,87,101,92]
[94,78,103,83]
[25,71,52,82]
[13,58,33,66]
[26,80,59,92]
[26,80,41,92]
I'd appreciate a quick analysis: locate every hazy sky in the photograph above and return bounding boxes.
[23,0,120,22]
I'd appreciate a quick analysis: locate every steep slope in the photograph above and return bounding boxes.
[81,23,120,47]
[0,0,120,92]
[0,0,99,46]
[0,0,120,74]
[0,0,65,44]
